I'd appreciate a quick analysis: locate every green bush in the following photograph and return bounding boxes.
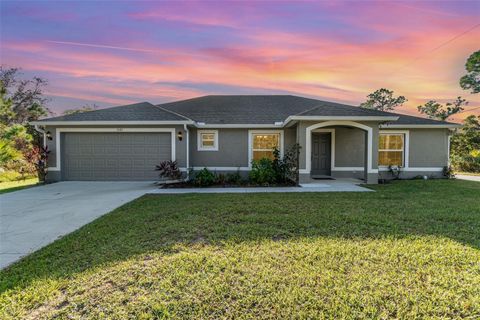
[193,168,216,187]
[226,170,242,184]
[249,158,277,185]
[452,152,480,173]
[0,170,34,182]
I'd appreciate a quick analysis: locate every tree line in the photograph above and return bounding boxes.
[359,50,480,172]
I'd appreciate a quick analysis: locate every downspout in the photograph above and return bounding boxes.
[34,125,47,148]
[184,124,190,181]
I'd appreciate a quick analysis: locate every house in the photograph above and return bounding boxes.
[31,95,460,184]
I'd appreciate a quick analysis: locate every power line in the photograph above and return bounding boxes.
[385,22,480,78]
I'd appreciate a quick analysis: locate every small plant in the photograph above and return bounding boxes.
[388,165,401,180]
[156,160,181,180]
[249,158,276,185]
[216,173,226,185]
[194,168,216,187]
[24,145,50,182]
[443,165,455,179]
[226,170,242,184]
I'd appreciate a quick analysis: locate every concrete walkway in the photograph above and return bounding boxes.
[0,181,156,269]
[149,180,372,194]
[456,174,480,182]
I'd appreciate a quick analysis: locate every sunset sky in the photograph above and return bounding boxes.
[1,0,479,122]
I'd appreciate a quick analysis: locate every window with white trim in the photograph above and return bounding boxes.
[379,133,404,167]
[198,130,218,151]
[251,132,281,161]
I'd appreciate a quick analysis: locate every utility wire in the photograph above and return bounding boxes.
[385,22,480,78]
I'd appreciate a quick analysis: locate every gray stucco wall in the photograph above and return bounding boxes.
[189,127,297,168]
[334,127,365,167]
[189,128,248,168]
[407,129,449,167]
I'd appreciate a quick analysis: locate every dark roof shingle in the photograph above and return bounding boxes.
[36,95,458,126]
[37,102,188,122]
[159,95,396,124]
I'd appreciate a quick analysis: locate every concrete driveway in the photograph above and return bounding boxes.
[0,181,156,269]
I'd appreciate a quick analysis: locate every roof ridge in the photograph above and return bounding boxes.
[293,104,323,116]
[154,105,193,121]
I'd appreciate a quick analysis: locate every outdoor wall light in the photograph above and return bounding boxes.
[177,131,183,141]
[46,131,53,140]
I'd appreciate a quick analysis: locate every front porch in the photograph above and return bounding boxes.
[296,120,380,184]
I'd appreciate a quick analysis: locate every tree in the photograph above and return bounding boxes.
[0,67,50,180]
[417,97,467,121]
[0,139,22,165]
[63,104,99,115]
[450,115,480,172]
[460,50,480,94]
[360,88,407,112]
[0,67,50,125]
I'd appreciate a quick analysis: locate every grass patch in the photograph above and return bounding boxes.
[1,180,479,318]
[0,178,39,194]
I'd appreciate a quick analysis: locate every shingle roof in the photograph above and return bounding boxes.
[35,95,458,126]
[159,95,396,124]
[36,102,189,122]
[386,113,455,126]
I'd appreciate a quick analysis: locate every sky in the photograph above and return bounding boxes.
[0,0,479,122]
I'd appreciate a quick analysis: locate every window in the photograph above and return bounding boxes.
[379,133,405,167]
[250,131,282,161]
[198,130,218,151]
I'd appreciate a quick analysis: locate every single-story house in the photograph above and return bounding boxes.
[31,95,460,184]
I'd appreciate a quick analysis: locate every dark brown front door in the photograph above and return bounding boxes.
[311,133,331,176]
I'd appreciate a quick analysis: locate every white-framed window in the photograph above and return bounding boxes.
[378,133,405,167]
[248,130,283,164]
[197,130,218,151]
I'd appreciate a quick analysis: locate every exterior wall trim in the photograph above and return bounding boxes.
[48,127,176,172]
[378,130,410,169]
[191,166,250,171]
[285,115,398,125]
[197,130,219,151]
[380,124,460,129]
[248,130,284,169]
[32,121,192,126]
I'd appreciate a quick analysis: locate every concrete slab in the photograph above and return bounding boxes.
[148,180,372,194]
[456,175,480,182]
[0,181,156,269]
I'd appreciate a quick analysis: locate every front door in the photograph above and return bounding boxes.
[311,133,331,176]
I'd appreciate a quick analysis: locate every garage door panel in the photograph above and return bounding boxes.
[63,132,172,181]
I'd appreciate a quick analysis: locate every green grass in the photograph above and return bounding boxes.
[1,180,479,319]
[0,178,39,194]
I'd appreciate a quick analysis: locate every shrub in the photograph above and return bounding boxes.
[194,168,216,187]
[451,150,480,173]
[155,160,181,180]
[216,173,226,185]
[226,170,242,184]
[0,170,23,182]
[249,158,276,185]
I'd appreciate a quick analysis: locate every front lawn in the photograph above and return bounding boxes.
[1,180,479,319]
[0,178,39,194]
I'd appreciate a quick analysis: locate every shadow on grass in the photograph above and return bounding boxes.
[1,179,479,293]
